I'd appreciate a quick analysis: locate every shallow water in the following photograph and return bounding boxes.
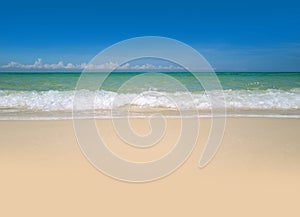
[0,72,299,119]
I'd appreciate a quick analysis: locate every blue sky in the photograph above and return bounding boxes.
[0,0,300,72]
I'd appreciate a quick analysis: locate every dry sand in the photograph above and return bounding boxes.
[0,117,300,216]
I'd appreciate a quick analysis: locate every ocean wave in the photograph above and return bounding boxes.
[0,89,299,113]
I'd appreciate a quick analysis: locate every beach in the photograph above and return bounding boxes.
[0,72,299,216]
[1,117,300,216]
[1,1,299,215]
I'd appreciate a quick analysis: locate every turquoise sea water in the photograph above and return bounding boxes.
[0,72,299,119]
[0,72,299,91]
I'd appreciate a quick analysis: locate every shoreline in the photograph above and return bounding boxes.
[0,108,300,120]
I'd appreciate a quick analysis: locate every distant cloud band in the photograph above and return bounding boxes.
[0,58,184,71]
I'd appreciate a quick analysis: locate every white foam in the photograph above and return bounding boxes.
[0,89,299,119]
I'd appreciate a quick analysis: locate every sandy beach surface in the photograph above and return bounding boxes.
[0,117,300,216]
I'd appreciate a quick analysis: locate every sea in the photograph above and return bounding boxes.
[0,72,299,120]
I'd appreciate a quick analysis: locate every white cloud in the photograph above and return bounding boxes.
[0,58,184,71]
[1,58,75,70]
[131,63,183,70]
